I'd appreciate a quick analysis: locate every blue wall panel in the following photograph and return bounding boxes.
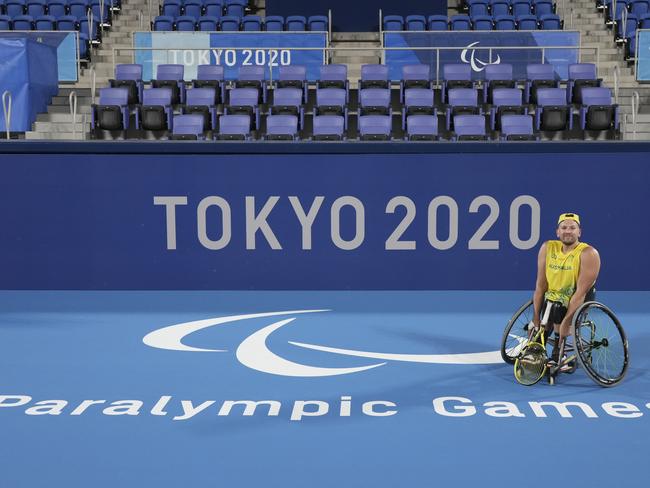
[0,145,648,290]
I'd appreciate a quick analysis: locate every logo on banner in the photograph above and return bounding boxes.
[143,310,502,377]
[460,42,501,72]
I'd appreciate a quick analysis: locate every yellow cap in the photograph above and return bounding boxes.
[557,213,580,226]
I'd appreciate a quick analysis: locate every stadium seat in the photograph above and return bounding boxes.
[137,88,174,132]
[56,15,77,31]
[308,15,328,31]
[46,0,67,17]
[198,16,219,31]
[6,0,27,17]
[182,0,203,20]
[500,114,538,140]
[495,15,516,30]
[265,114,299,140]
[489,88,526,130]
[315,88,348,129]
[615,13,637,44]
[152,64,185,105]
[79,17,101,45]
[276,65,307,102]
[192,64,224,103]
[402,88,435,129]
[516,14,538,30]
[406,114,438,140]
[359,88,391,116]
[219,15,240,31]
[468,0,489,17]
[317,64,349,101]
[312,114,345,141]
[579,87,619,132]
[217,114,251,140]
[538,13,562,29]
[204,0,223,17]
[241,14,261,31]
[629,0,650,16]
[34,14,56,30]
[67,0,88,20]
[90,0,110,27]
[446,88,481,130]
[567,63,602,104]
[12,14,34,30]
[26,0,46,17]
[109,63,143,105]
[171,114,206,140]
[427,14,448,30]
[472,15,494,30]
[224,87,260,129]
[0,14,11,29]
[442,64,474,103]
[224,0,245,17]
[360,64,389,89]
[490,0,510,17]
[92,87,130,132]
[400,64,433,102]
[183,87,217,131]
[235,65,267,103]
[532,0,555,17]
[160,0,181,17]
[358,115,392,141]
[453,114,488,140]
[450,14,471,30]
[382,14,404,31]
[535,87,572,131]
[483,63,515,103]
[286,15,306,31]
[512,0,532,16]
[525,63,559,103]
[405,14,426,30]
[152,15,174,31]
[175,15,197,31]
[264,15,284,31]
[270,87,304,127]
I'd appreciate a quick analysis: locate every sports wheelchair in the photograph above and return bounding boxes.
[500,299,629,387]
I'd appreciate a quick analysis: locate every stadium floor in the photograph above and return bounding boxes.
[1,290,649,488]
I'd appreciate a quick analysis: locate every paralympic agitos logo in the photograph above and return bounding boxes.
[143,310,503,377]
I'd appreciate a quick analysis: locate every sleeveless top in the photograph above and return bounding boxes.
[544,240,589,307]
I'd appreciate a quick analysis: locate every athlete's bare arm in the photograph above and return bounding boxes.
[532,241,548,328]
[559,246,601,338]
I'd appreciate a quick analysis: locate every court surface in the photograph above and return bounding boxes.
[1,290,649,488]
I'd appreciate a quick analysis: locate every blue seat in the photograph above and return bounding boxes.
[495,14,516,29]
[203,0,222,17]
[198,15,218,30]
[525,63,559,103]
[405,14,426,30]
[315,88,348,129]
[0,14,11,29]
[276,64,307,102]
[511,0,532,16]
[630,0,650,16]
[532,0,555,16]
[137,88,174,131]
[193,65,224,103]
[286,14,306,31]
[489,88,526,129]
[605,0,629,24]
[152,15,174,31]
[615,13,637,43]
[219,15,239,30]
[224,0,245,17]
[90,0,110,26]
[26,0,46,17]
[360,63,389,89]
[406,114,438,140]
[450,14,471,30]
[217,114,251,140]
[400,64,432,102]
[442,63,474,103]
[12,14,34,30]
[312,114,344,141]
[67,0,87,19]
[175,15,197,31]
[152,64,185,105]
[182,0,203,20]
[516,14,538,29]
[264,15,283,31]
[159,0,180,17]
[270,87,304,128]
[171,114,206,140]
[490,0,510,17]
[358,114,392,141]
[183,87,217,130]
[427,14,448,30]
[241,14,261,30]
[472,14,493,30]
[538,13,561,29]
[535,87,572,131]
[500,114,538,140]
[92,87,130,131]
[110,63,143,105]
[359,88,391,116]
[47,0,68,18]
[235,65,267,103]
[567,63,601,104]
[308,14,327,31]
[483,63,515,103]
[318,64,349,101]
[265,114,299,140]
[35,14,56,29]
[453,114,488,140]
[56,14,76,30]
[6,0,26,17]
[446,88,481,130]
[402,88,435,129]
[79,17,100,43]
[382,14,404,30]
[225,87,260,129]
[579,87,619,132]
[468,0,489,16]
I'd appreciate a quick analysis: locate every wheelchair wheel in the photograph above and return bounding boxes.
[573,301,629,387]
[501,299,534,364]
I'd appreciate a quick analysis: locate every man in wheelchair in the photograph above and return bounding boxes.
[531,213,601,371]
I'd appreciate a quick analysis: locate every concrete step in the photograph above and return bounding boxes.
[48,105,93,114]
[51,96,93,105]
[57,87,93,96]
[32,122,90,132]
[36,113,90,123]
[25,132,89,140]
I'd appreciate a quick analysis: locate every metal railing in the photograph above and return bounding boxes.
[69,91,78,140]
[631,91,640,139]
[90,65,97,105]
[613,64,619,104]
[2,90,11,139]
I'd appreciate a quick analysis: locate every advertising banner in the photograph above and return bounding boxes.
[636,29,650,81]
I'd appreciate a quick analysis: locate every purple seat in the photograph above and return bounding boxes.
[192,64,224,103]
[265,114,299,140]
[579,87,619,132]
[183,87,217,130]
[276,64,307,101]
[225,87,260,129]
[446,88,480,130]
[400,64,432,101]
[359,88,391,116]
[171,114,205,140]
[500,114,537,140]
[6,0,27,17]
[159,0,180,17]
[406,115,438,141]
[533,0,555,16]
[453,114,488,140]
[360,64,389,89]
[92,87,129,131]
[315,87,348,129]
[512,0,532,16]
[402,88,435,129]
[567,63,602,104]
[109,63,143,105]
[235,65,267,102]
[312,114,344,141]
[137,87,173,131]
[468,0,489,16]
[152,64,185,104]
[270,87,304,128]
[358,115,392,141]
[483,63,515,103]
[442,63,474,103]
[218,114,251,140]
[525,63,559,103]
[204,0,223,17]
[224,0,245,17]
[318,64,349,102]
[490,88,526,129]
[535,87,572,131]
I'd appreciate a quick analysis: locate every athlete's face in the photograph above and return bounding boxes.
[556,220,581,245]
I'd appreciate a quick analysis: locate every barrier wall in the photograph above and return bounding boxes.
[636,29,650,82]
[1,142,649,290]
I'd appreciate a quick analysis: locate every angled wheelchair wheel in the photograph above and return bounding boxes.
[514,342,548,386]
[573,301,629,387]
[501,299,534,364]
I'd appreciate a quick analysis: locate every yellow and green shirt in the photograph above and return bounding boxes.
[544,240,589,307]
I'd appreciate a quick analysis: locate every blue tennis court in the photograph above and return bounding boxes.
[1,290,648,487]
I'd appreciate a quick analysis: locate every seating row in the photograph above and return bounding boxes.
[159,0,250,19]
[0,0,113,22]
[152,14,328,31]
